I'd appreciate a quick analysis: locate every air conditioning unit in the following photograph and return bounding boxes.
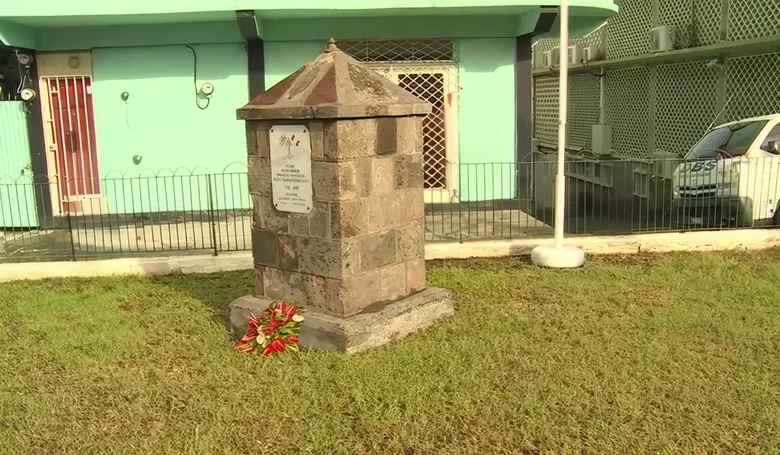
[568,45,582,65]
[550,47,561,66]
[582,46,603,63]
[582,47,594,63]
[650,25,676,52]
[542,51,553,68]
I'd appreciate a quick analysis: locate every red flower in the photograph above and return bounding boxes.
[235,301,304,357]
[261,338,287,357]
[270,338,286,352]
[263,319,281,335]
[279,301,297,317]
[235,314,261,354]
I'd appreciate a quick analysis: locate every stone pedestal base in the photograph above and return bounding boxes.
[229,287,453,354]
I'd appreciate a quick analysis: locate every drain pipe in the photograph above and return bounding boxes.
[530,0,586,268]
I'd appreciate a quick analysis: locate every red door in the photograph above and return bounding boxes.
[47,76,100,200]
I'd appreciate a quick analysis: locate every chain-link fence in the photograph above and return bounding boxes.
[533,0,780,160]
[536,55,780,160]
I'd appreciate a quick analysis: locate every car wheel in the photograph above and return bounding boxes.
[773,204,780,227]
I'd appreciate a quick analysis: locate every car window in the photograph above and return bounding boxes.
[722,121,768,156]
[760,123,780,150]
[687,120,768,159]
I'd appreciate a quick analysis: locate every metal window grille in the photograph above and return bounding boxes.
[606,0,653,59]
[365,61,458,191]
[568,73,601,150]
[533,77,559,145]
[693,0,723,46]
[605,67,651,158]
[339,39,454,63]
[658,0,698,48]
[532,38,559,69]
[725,53,780,122]
[344,39,458,191]
[398,73,448,189]
[728,0,780,41]
[576,27,607,58]
[655,61,718,156]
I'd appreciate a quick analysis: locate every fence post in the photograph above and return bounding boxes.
[207,174,219,256]
[65,207,77,261]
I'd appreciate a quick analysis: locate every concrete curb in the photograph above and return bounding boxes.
[0,251,253,283]
[425,229,780,260]
[2,229,779,282]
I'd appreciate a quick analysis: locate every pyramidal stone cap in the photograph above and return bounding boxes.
[237,38,432,120]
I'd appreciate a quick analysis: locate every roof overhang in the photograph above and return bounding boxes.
[0,1,617,50]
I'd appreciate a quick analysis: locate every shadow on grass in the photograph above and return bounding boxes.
[149,270,254,333]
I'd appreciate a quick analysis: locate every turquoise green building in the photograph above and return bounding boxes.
[0,1,615,226]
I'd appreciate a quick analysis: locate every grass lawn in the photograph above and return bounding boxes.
[2,250,780,454]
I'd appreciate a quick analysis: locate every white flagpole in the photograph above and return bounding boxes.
[530,0,585,268]
[555,0,569,249]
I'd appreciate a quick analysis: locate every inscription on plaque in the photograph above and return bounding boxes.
[269,125,313,213]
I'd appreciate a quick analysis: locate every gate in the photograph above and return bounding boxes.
[339,40,460,203]
[42,75,101,214]
[37,52,102,216]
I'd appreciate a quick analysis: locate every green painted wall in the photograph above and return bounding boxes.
[264,41,321,87]
[0,102,37,227]
[35,21,242,51]
[3,1,617,18]
[457,38,517,201]
[91,44,249,213]
[29,29,520,214]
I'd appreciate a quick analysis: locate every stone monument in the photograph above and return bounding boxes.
[230,38,453,353]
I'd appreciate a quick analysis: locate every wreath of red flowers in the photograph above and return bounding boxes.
[235,301,304,356]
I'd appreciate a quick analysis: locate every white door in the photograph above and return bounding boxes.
[366,63,460,203]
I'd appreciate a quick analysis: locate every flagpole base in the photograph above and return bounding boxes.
[531,245,586,268]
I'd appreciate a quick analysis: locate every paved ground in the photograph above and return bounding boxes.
[424,208,552,241]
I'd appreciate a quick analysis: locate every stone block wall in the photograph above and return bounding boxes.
[245,116,427,317]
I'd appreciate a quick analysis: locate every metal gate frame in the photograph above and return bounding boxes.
[37,52,105,216]
[365,61,460,203]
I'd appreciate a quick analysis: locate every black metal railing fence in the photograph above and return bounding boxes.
[0,171,251,262]
[3,156,780,262]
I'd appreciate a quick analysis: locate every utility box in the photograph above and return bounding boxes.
[591,124,613,156]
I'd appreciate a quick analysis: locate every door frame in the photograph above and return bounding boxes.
[364,61,460,204]
[37,51,104,216]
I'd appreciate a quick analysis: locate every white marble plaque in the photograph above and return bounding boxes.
[269,125,313,214]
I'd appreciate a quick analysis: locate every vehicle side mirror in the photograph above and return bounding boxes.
[766,140,780,154]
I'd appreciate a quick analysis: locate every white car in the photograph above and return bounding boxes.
[672,114,780,227]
